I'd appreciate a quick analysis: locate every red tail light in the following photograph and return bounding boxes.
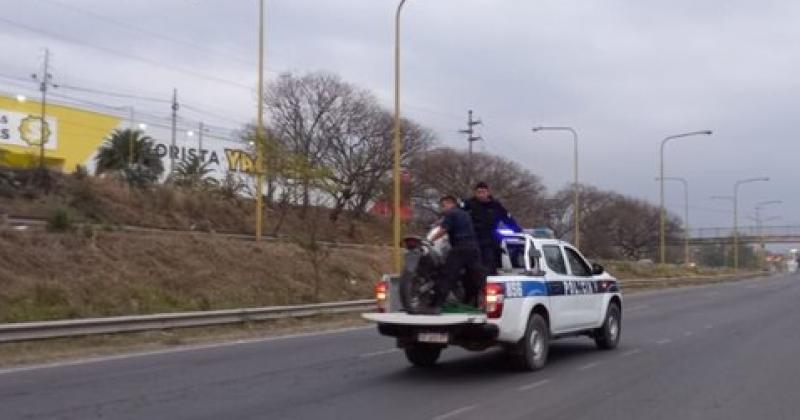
[375,280,388,313]
[485,283,505,319]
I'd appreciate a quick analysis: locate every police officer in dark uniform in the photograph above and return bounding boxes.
[429,195,484,313]
[462,182,522,275]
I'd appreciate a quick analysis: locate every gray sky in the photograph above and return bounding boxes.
[2,0,799,233]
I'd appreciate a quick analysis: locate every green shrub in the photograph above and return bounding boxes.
[47,207,75,232]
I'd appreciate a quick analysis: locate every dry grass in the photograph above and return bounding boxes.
[602,260,740,280]
[0,172,393,244]
[0,229,391,323]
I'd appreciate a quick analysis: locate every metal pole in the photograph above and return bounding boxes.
[658,130,712,264]
[129,106,135,164]
[38,48,50,170]
[658,177,689,265]
[531,126,579,247]
[733,177,769,270]
[198,121,204,151]
[392,0,408,271]
[683,178,689,265]
[255,0,266,241]
[170,88,178,174]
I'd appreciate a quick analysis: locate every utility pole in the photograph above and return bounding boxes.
[32,48,56,171]
[198,121,205,151]
[459,109,481,188]
[170,88,179,174]
[128,106,136,165]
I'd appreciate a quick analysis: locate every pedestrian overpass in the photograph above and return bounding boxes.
[683,225,800,245]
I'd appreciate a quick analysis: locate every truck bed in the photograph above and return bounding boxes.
[362,312,487,325]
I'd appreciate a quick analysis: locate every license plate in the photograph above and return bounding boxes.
[417,332,449,344]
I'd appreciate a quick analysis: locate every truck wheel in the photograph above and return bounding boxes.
[514,313,549,371]
[595,302,621,350]
[404,345,442,367]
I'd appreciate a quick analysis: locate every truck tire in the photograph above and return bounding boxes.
[513,313,549,371]
[404,345,442,367]
[594,302,621,350]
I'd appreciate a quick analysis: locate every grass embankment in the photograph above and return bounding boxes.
[0,170,392,243]
[602,260,740,280]
[0,230,391,323]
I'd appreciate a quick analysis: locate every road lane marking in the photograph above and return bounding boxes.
[518,379,550,391]
[359,349,399,358]
[578,362,600,371]
[655,339,672,345]
[622,349,642,357]
[705,324,714,329]
[432,405,478,420]
[0,325,374,376]
[684,331,693,337]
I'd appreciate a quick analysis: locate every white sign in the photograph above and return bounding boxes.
[0,109,58,150]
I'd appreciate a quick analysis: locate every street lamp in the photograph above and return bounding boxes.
[711,195,735,268]
[254,0,267,241]
[753,200,782,270]
[532,126,579,247]
[656,177,689,265]
[15,94,26,103]
[733,177,770,270]
[392,0,409,271]
[659,130,712,264]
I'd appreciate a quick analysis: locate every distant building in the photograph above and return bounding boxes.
[0,94,119,172]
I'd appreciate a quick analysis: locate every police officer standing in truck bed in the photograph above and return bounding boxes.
[462,182,522,275]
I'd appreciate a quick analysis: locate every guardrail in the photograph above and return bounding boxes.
[0,273,768,344]
[0,299,376,344]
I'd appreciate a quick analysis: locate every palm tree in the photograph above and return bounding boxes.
[169,155,218,190]
[95,129,163,177]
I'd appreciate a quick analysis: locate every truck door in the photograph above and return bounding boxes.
[563,246,603,327]
[541,244,578,332]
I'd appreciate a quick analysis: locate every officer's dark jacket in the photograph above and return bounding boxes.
[462,197,522,246]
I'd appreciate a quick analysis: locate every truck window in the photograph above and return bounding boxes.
[565,247,591,277]
[543,245,567,275]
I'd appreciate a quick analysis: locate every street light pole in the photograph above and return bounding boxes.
[656,177,689,265]
[532,126,579,247]
[392,0,408,271]
[659,130,712,264]
[255,0,266,241]
[753,200,782,270]
[733,177,770,270]
[711,195,735,267]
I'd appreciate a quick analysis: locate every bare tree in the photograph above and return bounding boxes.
[411,147,546,227]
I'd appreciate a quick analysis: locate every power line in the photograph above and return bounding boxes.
[0,16,254,92]
[42,0,256,67]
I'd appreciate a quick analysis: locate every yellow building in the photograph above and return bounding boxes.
[0,95,120,172]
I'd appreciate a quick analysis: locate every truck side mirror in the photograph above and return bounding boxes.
[591,262,605,275]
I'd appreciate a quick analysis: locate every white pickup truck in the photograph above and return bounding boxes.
[363,230,622,370]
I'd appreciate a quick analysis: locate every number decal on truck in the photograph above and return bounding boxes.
[506,281,523,298]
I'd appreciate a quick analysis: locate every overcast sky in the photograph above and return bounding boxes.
[2,0,799,233]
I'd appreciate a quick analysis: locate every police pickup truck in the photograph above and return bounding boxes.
[363,229,622,370]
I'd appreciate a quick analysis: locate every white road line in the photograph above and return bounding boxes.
[655,339,672,345]
[518,379,550,391]
[578,361,600,371]
[0,325,374,376]
[705,324,714,329]
[359,349,399,358]
[621,349,642,357]
[432,405,478,420]
[684,331,693,337]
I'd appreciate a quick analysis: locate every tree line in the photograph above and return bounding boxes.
[90,70,685,261]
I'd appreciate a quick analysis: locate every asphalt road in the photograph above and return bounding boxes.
[1,273,799,420]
